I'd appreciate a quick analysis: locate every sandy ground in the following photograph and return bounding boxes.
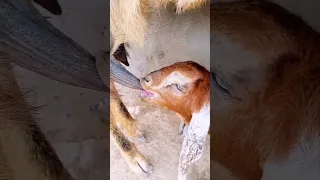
[13,0,320,180]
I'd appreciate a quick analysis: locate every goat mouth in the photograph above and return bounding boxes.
[140,91,155,98]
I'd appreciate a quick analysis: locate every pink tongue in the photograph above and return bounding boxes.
[142,91,154,96]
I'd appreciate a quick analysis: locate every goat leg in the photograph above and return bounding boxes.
[110,120,153,176]
[110,82,145,140]
[178,121,189,136]
[110,81,153,175]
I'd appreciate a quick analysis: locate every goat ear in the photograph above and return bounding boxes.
[113,44,129,66]
[33,0,62,15]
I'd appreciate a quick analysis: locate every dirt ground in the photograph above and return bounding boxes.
[14,0,320,180]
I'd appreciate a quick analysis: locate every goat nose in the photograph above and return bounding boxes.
[143,76,152,84]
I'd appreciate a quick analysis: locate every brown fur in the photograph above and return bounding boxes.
[212,1,320,179]
[140,61,210,124]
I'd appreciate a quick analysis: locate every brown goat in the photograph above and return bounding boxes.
[139,61,210,179]
[140,61,210,128]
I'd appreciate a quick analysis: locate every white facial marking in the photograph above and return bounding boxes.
[262,134,320,180]
[178,104,210,180]
[155,71,192,90]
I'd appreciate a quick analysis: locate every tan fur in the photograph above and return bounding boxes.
[109,80,153,174]
[212,1,320,179]
[140,61,210,124]
[110,82,144,138]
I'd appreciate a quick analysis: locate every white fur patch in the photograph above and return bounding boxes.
[178,104,210,180]
[155,71,192,89]
[262,134,320,180]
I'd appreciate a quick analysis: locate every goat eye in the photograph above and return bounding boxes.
[175,84,183,92]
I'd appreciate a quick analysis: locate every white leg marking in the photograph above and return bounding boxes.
[178,105,210,180]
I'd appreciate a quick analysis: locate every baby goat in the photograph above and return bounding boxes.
[140,61,210,179]
[140,61,210,133]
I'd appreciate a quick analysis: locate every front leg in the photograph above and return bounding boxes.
[110,82,146,142]
[110,120,153,176]
[178,121,189,136]
[110,81,153,175]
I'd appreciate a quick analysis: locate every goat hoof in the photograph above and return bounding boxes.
[142,164,154,178]
[130,154,154,176]
[138,135,147,143]
[128,133,148,143]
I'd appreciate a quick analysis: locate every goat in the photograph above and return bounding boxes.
[110,0,210,176]
[212,0,320,179]
[140,61,210,179]
[140,61,210,133]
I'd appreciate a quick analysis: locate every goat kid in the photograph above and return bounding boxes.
[140,61,210,180]
[140,61,210,130]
